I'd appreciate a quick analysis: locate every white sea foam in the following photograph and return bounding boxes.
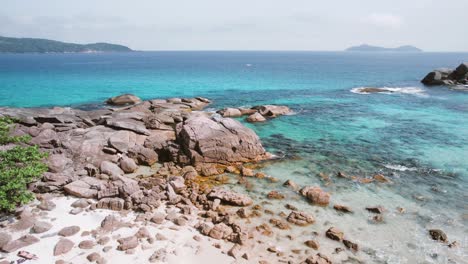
[384,164,417,171]
[351,86,427,97]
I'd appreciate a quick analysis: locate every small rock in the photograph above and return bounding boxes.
[373,174,390,183]
[366,206,385,214]
[300,186,331,206]
[304,240,320,250]
[286,211,315,226]
[343,239,359,251]
[71,199,90,208]
[429,229,447,242]
[333,204,353,213]
[241,167,254,177]
[31,221,53,234]
[87,252,102,262]
[120,157,138,173]
[304,253,332,264]
[283,179,299,190]
[267,190,285,199]
[54,238,75,256]
[326,227,344,241]
[0,232,12,249]
[79,240,96,249]
[227,244,241,259]
[117,236,139,251]
[2,235,39,253]
[38,199,56,211]
[58,226,81,237]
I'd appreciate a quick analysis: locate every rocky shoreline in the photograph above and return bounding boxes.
[421,62,468,86]
[0,95,459,264]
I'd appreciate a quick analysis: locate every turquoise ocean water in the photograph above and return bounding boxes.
[1,51,467,262]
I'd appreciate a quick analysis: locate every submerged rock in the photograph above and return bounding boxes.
[429,229,448,242]
[326,227,344,241]
[246,112,266,122]
[300,186,331,206]
[287,211,315,226]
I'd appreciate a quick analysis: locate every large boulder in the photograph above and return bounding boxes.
[217,108,242,117]
[47,154,72,173]
[106,94,142,106]
[177,115,267,165]
[207,188,253,206]
[246,112,266,122]
[300,186,330,206]
[252,105,291,117]
[1,235,39,253]
[100,161,124,177]
[421,70,452,85]
[421,63,468,85]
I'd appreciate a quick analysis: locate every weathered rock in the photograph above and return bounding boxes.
[2,235,39,253]
[71,199,90,208]
[31,221,53,233]
[106,119,150,135]
[117,236,139,251]
[286,211,315,226]
[209,223,233,240]
[100,215,122,232]
[106,94,142,106]
[333,204,353,213]
[227,244,241,259]
[169,176,186,194]
[96,198,125,211]
[218,108,242,117]
[120,157,138,173]
[48,154,72,173]
[246,112,266,122]
[100,161,124,177]
[366,206,385,214]
[429,229,447,242]
[421,63,468,86]
[326,227,344,241]
[108,130,137,153]
[207,188,253,206]
[283,179,299,190]
[54,238,75,256]
[241,167,255,177]
[177,115,267,165]
[300,186,330,206]
[267,190,285,200]
[58,226,81,237]
[304,253,332,264]
[343,239,359,251]
[64,180,98,199]
[128,145,158,166]
[269,218,291,230]
[305,240,320,250]
[252,105,291,117]
[149,248,167,263]
[87,252,102,262]
[79,240,96,249]
[0,233,12,249]
[38,199,56,211]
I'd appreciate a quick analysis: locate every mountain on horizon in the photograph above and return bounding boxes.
[346,44,422,52]
[0,36,132,53]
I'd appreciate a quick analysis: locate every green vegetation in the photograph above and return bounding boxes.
[0,117,48,212]
[0,36,132,53]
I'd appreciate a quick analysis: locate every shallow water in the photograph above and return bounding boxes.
[1,51,467,262]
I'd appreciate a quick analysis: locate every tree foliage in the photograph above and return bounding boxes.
[0,117,48,212]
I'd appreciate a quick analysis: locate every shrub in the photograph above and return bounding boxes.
[0,117,48,212]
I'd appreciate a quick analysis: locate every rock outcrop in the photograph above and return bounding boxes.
[421,63,468,86]
[106,94,142,106]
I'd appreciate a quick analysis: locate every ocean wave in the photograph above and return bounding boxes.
[351,86,427,96]
[384,164,417,171]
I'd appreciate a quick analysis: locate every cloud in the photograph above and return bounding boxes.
[364,13,403,29]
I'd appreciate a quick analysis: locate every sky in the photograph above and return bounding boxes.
[1,0,467,51]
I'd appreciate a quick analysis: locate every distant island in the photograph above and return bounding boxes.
[0,36,132,53]
[346,44,422,52]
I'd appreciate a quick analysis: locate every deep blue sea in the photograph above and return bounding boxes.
[1,51,467,262]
